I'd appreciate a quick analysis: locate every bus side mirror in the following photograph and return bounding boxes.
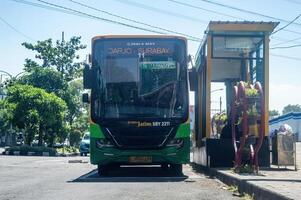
[189,68,197,91]
[82,93,90,103]
[83,63,94,89]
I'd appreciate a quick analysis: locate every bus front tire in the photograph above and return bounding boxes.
[97,165,108,176]
[170,164,182,175]
[161,164,169,171]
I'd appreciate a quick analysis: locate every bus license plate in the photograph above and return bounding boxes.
[129,156,152,163]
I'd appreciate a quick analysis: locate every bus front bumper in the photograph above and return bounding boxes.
[90,137,190,165]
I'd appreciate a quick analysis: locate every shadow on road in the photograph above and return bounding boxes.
[70,166,188,182]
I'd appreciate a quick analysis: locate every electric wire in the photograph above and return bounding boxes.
[272,36,301,46]
[40,0,202,41]
[113,0,208,24]
[196,0,301,35]
[11,0,200,41]
[270,44,301,49]
[198,0,301,26]
[0,16,35,41]
[272,14,301,35]
[166,0,301,37]
[281,0,301,5]
[7,0,301,61]
[167,0,245,20]
[28,0,202,42]
[68,0,202,41]
[271,53,301,61]
[11,0,89,18]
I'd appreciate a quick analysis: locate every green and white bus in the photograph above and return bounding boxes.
[83,35,190,175]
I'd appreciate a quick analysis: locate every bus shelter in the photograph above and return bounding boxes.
[191,21,279,168]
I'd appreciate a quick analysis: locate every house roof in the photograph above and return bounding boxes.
[269,112,301,125]
[207,21,279,33]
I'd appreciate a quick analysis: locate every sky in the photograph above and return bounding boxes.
[1,0,301,113]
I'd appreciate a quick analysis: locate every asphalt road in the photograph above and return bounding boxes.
[0,155,240,200]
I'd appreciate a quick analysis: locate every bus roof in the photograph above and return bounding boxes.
[92,35,187,42]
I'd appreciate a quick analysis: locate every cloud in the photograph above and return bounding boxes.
[270,83,301,112]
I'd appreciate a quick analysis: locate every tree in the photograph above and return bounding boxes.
[6,84,67,146]
[69,129,81,147]
[0,100,14,143]
[269,110,280,117]
[18,68,84,126]
[22,37,86,81]
[282,104,301,115]
[18,67,66,94]
[21,36,87,126]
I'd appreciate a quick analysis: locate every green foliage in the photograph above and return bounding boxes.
[56,146,79,154]
[282,104,301,115]
[22,36,86,81]
[0,100,14,134]
[57,124,70,144]
[227,185,238,193]
[245,88,259,97]
[21,37,87,126]
[61,79,83,125]
[247,105,258,117]
[6,84,67,146]
[5,145,56,156]
[3,36,89,147]
[69,129,82,147]
[241,193,254,200]
[18,67,67,94]
[269,109,280,116]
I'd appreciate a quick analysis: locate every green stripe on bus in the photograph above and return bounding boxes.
[175,123,190,138]
[90,123,105,138]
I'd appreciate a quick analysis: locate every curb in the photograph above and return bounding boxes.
[208,168,292,200]
[1,151,79,157]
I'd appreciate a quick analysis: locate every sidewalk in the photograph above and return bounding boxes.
[209,167,301,200]
[0,147,5,154]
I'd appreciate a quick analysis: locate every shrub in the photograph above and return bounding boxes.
[5,145,56,156]
[69,129,82,147]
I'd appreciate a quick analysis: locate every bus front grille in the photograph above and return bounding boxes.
[104,127,176,149]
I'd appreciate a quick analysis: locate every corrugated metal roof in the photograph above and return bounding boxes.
[207,21,279,32]
[269,112,301,125]
[209,21,277,25]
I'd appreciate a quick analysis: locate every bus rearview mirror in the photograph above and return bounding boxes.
[82,93,90,103]
[189,68,197,91]
[83,63,94,89]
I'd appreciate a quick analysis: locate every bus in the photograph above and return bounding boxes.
[83,35,190,175]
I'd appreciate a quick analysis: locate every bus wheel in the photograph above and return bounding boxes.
[161,164,169,171]
[97,165,108,176]
[170,164,182,175]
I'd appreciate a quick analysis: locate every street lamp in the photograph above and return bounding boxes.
[211,88,224,93]
[0,70,27,100]
[211,88,224,113]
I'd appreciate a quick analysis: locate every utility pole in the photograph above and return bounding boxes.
[62,31,65,42]
[219,96,222,113]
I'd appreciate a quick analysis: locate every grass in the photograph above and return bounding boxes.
[56,146,79,154]
[228,185,238,193]
[227,185,254,200]
[241,193,254,200]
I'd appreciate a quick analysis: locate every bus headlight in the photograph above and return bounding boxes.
[166,138,184,148]
[96,139,114,148]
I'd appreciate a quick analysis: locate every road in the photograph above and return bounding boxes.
[0,156,239,200]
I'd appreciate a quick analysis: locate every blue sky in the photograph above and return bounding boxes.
[1,0,301,112]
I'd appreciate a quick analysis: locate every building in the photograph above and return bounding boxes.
[269,112,301,141]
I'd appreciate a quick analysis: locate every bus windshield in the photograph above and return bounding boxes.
[92,38,188,120]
